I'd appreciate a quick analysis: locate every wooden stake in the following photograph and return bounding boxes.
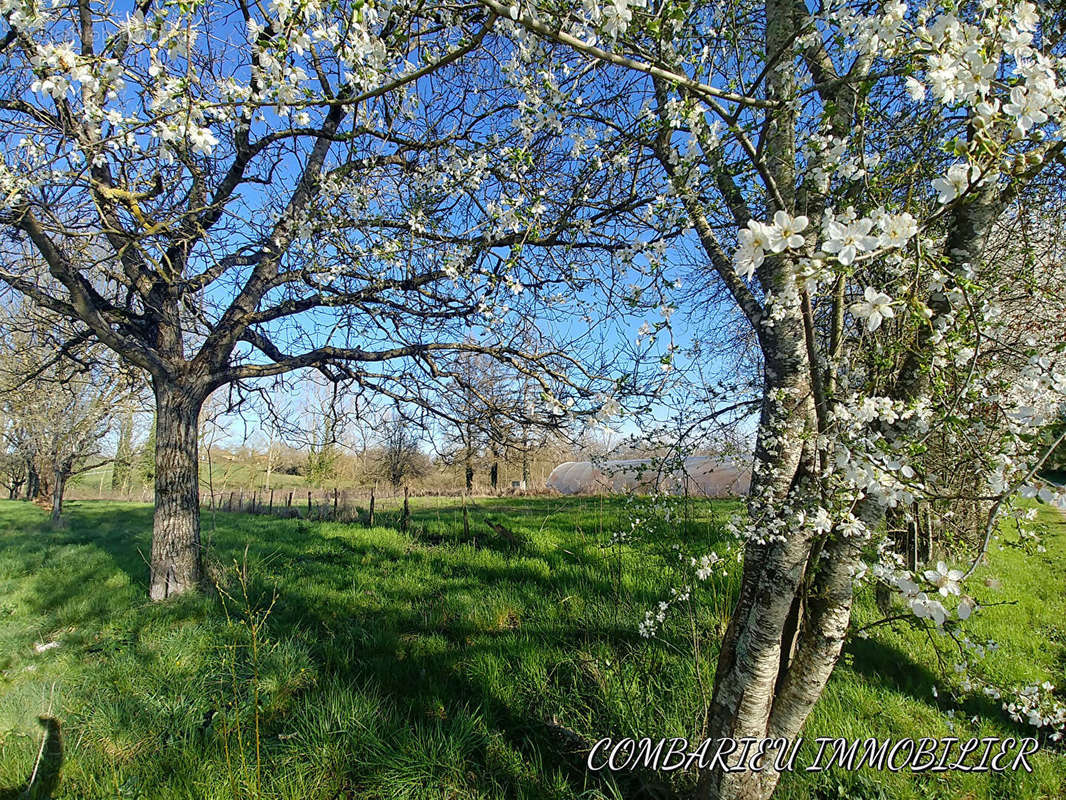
[926,505,934,562]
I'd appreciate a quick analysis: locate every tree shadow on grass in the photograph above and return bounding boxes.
[0,501,154,590]
[844,635,1035,738]
[845,636,941,700]
[246,514,717,798]
[0,503,214,645]
[0,499,710,798]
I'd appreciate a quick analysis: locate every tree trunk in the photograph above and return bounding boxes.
[112,398,134,491]
[50,465,67,524]
[693,0,840,794]
[25,462,38,500]
[36,468,54,506]
[697,343,875,800]
[148,381,205,601]
[464,420,475,492]
[699,233,827,797]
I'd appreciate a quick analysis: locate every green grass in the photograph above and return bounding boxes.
[71,460,314,496]
[783,503,1066,800]
[0,497,1063,799]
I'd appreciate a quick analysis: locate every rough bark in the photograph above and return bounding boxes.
[699,290,820,799]
[25,463,38,501]
[148,380,205,600]
[50,465,66,524]
[697,3,829,795]
[771,506,887,739]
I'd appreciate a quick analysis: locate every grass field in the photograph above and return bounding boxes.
[0,496,1063,799]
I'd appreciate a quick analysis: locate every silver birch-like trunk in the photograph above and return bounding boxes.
[696,2,854,795]
[698,286,824,799]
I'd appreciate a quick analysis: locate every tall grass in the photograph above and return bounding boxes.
[0,497,1062,799]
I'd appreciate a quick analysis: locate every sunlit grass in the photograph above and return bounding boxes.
[0,497,1062,799]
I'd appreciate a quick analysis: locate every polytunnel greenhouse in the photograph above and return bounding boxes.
[545,456,751,497]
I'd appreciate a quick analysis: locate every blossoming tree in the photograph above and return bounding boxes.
[483,0,1066,796]
[0,0,640,599]
[0,302,130,521]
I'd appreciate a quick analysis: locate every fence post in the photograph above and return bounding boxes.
[252,490,258,514]
[307,490,312,516]
[925,506,934,562]
[401,486,410,533]
[333,487,339,520]
[368,487,375,528]
[286,491,293,509]
[228,492,234,512]
[269,489,274,514]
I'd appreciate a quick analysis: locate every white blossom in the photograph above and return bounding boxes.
[850,287,896,331]
[924,561,965,596]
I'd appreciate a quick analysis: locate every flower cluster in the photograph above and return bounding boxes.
[154,119,219,156]
[569,0,647,42]
[931,163,983,204]
[1004,683,1066,741]
[30,41,122,100]
[869,560,975,628]
[820,207,918,265]
[732,211,809,280]
[638,535,734,639]
[0,163,30,208]
[850,287,895,332]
